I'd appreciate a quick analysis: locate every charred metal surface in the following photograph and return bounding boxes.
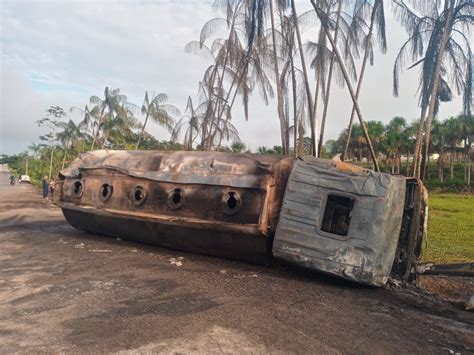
[55,151,427,286]
[391,178,428,281]
[54,150,293,264]
[273,156,410,286]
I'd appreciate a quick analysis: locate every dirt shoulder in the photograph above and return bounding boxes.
[0,174,473,354]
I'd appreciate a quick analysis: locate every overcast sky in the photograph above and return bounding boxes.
[0,0,465,155]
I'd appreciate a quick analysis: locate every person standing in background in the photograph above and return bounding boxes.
[42,176,49,198]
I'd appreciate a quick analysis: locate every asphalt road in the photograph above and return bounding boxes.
[0,167,473,354]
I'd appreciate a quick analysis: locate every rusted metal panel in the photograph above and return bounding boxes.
[54,150,293,263]
[272,156,407,286]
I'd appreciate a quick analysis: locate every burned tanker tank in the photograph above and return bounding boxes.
[53,150,427,286]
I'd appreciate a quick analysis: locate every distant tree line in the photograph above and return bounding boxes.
[327,114,473,185]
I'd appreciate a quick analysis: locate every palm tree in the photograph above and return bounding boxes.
[89,87,127,150]
[269,0,288,154]
[385,117,407,174]
[172,96,204,150]
[101,104,141,149]
[291,0,315,155]
[56,119,80,169]
[28,143,44,160]
[37,106,66,179]
[70,105,100,152]
[342,123,365,162]
[136,92,180,150]
[431,119,448,181]
[459,114,473,185]
[392,0,473,179]
[311,0,380,171]
[341,0,387,161]
[444,116,463,179]
[278,19,312,156]
[317,0,343,157]
[185,36,243,150]
[402,121,419,175]
[277,10,311,156]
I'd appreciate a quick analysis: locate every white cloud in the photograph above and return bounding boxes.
[0,0,466,155]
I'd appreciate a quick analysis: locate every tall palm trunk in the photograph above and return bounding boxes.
[450,147,454,179]
[311,0,379,171]
[291,0,315,156]
[101,132,110,149]
[48,145,54,180]
[419,0,455,180]
[468,155,471,186]
[210,1,264,147]
[341,0,379,162]
[81,121,89,153]
[210,66,245,148]
[311,71,322,156]
[209,52,248,150]
[202,70,221,150]
[412,108,427,177]
[62,148,68,170]
[437,152,444,182]
[91,106,106,151]
[290,49,298,157]
[406,150,410,176]
[269,0,288,154]
[61,139,69,170]
[317,0,342,157]
[136,111,150,150]
[208,6,241,150]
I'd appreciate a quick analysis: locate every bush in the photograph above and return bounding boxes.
[424,178,468,192]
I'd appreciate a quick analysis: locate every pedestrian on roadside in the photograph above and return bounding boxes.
[42,176,49,198]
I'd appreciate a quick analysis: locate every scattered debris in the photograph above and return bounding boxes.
[88,249,112,253]
[233,273,259,279]
[116,237,121,241]
[466,295,474,312]
[387,278,402,288]
[169,257,183,266]
[423,263,474,277]
[416,263,434,274]
[74,243,85,249]
[130,248,138,253]
[220,269,227,274]
[54,238,68,244]
[90,280,116,290]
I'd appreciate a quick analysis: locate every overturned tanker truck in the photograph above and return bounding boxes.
[53,150,428,286]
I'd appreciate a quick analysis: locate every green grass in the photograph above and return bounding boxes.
[423,193,474,263]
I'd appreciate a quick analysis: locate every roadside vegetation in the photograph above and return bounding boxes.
[424,193,474,263]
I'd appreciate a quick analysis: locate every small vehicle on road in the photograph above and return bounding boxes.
[19,175,31,184]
